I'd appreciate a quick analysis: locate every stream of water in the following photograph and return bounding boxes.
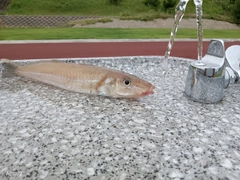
[163,0,204,71]
[163,0,189,73]
[194,0,203,62]
[164,0,189,60]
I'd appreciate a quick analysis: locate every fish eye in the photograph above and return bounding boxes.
[123,79,131,86]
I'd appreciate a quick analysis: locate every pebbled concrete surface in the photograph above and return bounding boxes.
[0,57,239,179]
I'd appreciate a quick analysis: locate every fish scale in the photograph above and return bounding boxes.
[18,62,103,94]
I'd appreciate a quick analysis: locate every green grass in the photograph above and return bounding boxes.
[0,28,239,40]
[7,0,151,16]
[6,0,232,22]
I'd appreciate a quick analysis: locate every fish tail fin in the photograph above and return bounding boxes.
[0,58,18,78]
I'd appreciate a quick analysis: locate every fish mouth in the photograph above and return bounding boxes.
[141,85,155,96]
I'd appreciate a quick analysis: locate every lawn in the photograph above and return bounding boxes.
[0,28,239,40]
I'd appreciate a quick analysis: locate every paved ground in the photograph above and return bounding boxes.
[75,18,240,30]
[1,40,240,60]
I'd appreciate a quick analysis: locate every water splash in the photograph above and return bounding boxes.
[194,0,203,62]
[163,0,189,74]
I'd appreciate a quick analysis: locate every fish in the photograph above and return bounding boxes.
[0,59,155,98]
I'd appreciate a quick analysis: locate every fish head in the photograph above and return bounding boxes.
[101,73,155,99]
